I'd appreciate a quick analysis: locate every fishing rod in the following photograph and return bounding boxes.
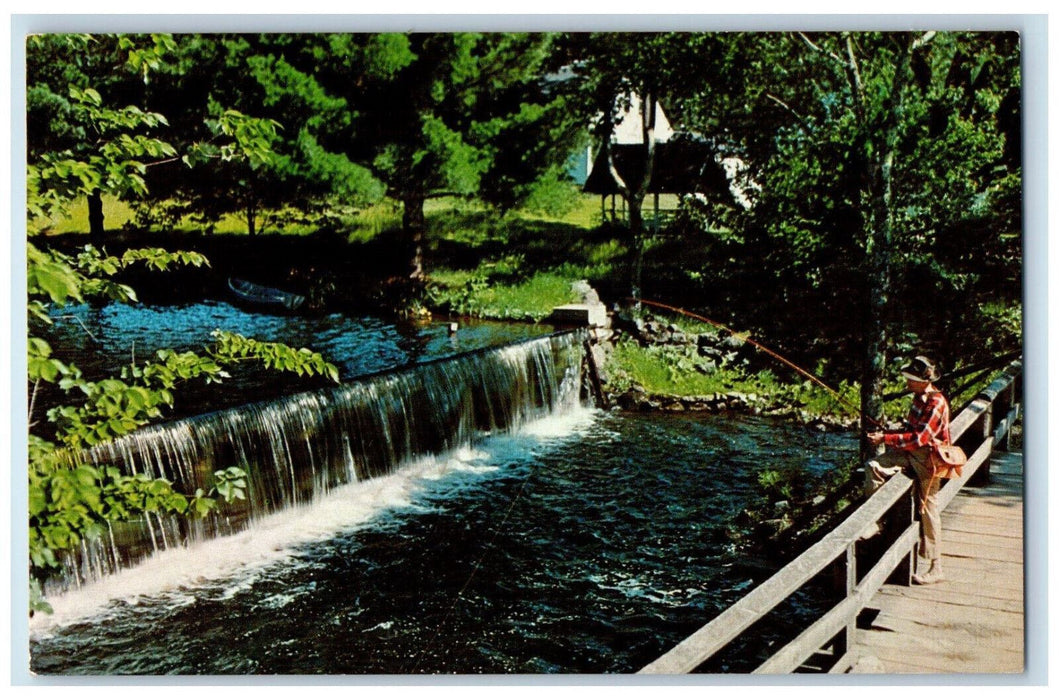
[882,349,1021,402]
[628,297,887,430]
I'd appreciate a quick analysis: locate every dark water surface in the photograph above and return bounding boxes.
[32,300,856,674]
[45,300,552,383]
[30,410,854,675]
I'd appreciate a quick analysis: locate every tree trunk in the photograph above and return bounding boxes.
[88,188,105,246]
[858,34,927,461]
[628,194,646,301]
[631,92,658,303]
[603,89,658,305]
[403,194,427,281]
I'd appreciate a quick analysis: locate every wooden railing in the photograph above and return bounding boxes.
[639,359,1022,675]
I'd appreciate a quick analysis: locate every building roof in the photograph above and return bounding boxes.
[610,93,674,144]
[582,138,735,202]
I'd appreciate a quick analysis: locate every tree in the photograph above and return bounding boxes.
[138,34,387,236]
[674,32,1020,453]
[328,32,577,281]
[25,34,341,612]
[576,33,727,302]
[26,34,179,242]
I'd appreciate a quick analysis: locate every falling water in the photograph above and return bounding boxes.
[50,330,587,596]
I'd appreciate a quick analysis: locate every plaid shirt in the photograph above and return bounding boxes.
[884,390,951,451]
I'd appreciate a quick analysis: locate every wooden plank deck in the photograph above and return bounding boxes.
[848,450,1024,675]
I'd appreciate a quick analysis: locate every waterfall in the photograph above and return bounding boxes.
[51,330,588,594]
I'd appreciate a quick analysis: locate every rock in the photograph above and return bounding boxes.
[727,391,748,405]
[616,387,647,410]
[551,303,608,328]
[698,345,723,360]
[571,280,601,305]
[638,399,660,412]
[590,345,609,383]
[757,518,787,537]
[665,401,685,412]
[774,500,790,513]
[696,359,718,373]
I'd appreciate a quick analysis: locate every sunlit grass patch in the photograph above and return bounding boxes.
[608,338,862,420]
[428,269,581,322]
[38,194,136,234]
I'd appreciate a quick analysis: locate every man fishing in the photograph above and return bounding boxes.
[863,355,951,585]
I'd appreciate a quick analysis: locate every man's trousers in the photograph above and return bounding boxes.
[864,445,940,561]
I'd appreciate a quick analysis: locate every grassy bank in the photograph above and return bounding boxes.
[420,195,626,321]
[606,338,864,422]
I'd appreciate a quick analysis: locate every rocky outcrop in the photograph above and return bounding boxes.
[611,384,856,431]
[600,312,856,431]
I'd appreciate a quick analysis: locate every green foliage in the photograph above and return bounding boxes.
[185,108,282,170]
[607,338,861,421]
[213,466,249,503]
[26,242,210,322]
[119,34,178,83]
[32,327,340,452]
[24,36,342,606]
[756,468,794,502]
[518,173,584,218]
[609,341,733,396]
[209,330,341,383]
[27,37,180,231]
[30,579,54,616]
[428,270,578,322]
[28,456,248,580]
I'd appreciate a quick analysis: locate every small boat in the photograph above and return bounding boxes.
[228,277,306,312]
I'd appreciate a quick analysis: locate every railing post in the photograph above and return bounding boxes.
[969,401,994,486]
[886,487,916,585]
[837,543,857,659]
[997,383,1016,452]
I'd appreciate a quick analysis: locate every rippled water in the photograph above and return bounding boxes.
[30,410,855,675]
[32,301,856,674]
[45,300,553,383]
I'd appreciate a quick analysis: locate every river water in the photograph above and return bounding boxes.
[29,302,857,675]
[44,299,551,385]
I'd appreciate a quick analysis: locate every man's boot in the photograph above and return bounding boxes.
[912,559,945,585]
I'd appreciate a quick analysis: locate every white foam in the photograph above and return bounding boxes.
[518,404,598,438]
[30,407,600,636]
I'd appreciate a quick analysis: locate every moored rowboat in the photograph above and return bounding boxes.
[228,277,306,312]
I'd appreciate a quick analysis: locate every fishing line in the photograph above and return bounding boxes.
[407,334,591,672]
[629,297,886,430]
[406,453,541,673]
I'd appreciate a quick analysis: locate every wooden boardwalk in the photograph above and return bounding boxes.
[848,450,1024,675]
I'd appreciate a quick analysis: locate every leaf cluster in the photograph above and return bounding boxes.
[24,36,343,604]
[28,449,248,590]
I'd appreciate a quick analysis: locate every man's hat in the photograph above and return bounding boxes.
[901,355,940,383]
